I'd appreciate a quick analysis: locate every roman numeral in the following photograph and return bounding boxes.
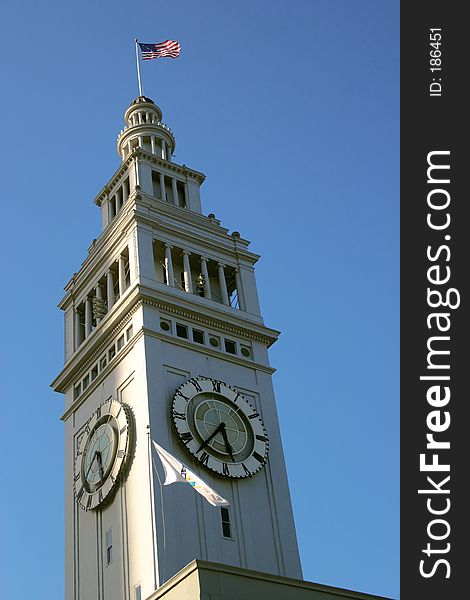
[189,378,202,392]
[86,495,93,510]
[252,452,264,464]
[199,451,209,466]
[180,432,192,443]
[173,411,186,421]
[120,425,127,434]
[117,449,125,458]
[255,434,268,442]
[222,463,230,476]
[241,463,251,476]
[248,412,259,420]
[76,487,84,501]
[233,392,241,403]
[98,490,103,503]
[174,389,190,402]
[210,379,222,393]
[74,473,80,482]
[96,406,101,418]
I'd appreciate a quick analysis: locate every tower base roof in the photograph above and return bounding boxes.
[146,559,390,600]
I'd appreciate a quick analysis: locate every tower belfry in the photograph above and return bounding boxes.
[53,95,303,599]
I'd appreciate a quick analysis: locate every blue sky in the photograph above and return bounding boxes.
[0,1,399,598]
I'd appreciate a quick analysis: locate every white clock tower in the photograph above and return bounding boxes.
[52,96,303,600]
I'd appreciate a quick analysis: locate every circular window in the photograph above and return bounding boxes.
[209,337,219,347]
[160,321,170,331]
[241,347,251,357]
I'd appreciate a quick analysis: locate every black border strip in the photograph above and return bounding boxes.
[401,3,468,598]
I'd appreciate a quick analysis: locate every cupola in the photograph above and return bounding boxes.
[117,96,176,161]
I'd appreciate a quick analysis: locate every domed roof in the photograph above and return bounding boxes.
[131,95,155,105]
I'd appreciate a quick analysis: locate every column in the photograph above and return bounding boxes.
[107,270,115,309]
[74,308,82,350]
[118,255,126,297]
[115,190,122,213]
[159,172,166,201]
[122,180,129,204]
[85,297,92,337]
[183,183,189,209]
[95,284,104,323]
[218,263,229,305]
[151,136,156,155]
[171,178,178,205]
[234,269,246,311]
[138,135,143,149]
[164,244,175,287]
[108,198,115,223]
[162,139,167,160]
[200,257,212,299]
[182,250,193,293]
[134,158,140,188]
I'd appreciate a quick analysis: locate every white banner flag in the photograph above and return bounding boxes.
[152,441,229,507]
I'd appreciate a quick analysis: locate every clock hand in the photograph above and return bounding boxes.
[196,422,225,453]
[96,451,105,481]
[220,425,235,462]
[86,451,98,478]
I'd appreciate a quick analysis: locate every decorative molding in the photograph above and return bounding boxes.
[52,297,143,393]
[143,327,275,374]
[141,296,278,346]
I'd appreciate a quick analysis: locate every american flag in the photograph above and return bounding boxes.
[139,40,181,60]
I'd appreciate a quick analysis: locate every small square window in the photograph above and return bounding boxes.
[100,357,107,370]
[192,329,204,344]
[126,325,134,340]
[82,374,90,390]
[176,323,188,339]
[91,365,98,381]
[108,346,116,361]
[117,335,125,351]
[224,339,237,354]
[74,384,81,400]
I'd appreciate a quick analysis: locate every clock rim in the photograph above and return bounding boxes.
[74,399,133,511]
[171,377,269,478]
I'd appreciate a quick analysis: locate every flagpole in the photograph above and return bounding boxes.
[135,38,143,96]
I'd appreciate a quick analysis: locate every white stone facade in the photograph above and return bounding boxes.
[52,97,302,600]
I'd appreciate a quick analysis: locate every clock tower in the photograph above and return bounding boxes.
[52,96,302,600]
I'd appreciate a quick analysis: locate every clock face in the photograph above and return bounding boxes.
[74,399,133,511]
[171,377,269,478]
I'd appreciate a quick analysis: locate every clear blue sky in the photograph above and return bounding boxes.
[0,1,399,598]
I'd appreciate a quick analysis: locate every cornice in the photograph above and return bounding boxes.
[136,149,206,185]
[52,289,142,393]
[59,333,141,422]
[93,148,205,207]
[59,203,137,308]
[138,284,279,345]
[143,327,276,373]
[58,193,260,310]
[53,283,279,394]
